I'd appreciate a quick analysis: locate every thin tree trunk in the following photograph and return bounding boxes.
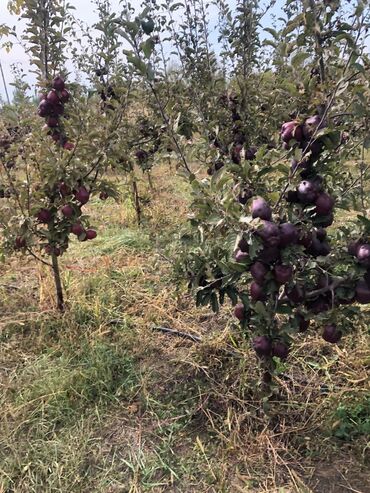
[146,170,154,191]
[51,253,64,311]
[130,169,141,226]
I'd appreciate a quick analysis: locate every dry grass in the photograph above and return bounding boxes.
[0,164,369,493]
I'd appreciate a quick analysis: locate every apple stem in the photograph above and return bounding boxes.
[51,252,64,312]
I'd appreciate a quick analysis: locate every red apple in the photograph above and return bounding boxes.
[234,303,245,321]
[251,197,272,221]
[86,229,97,240]
[52,76,65,91]
[355,280,370,304]
[272,341,289,360]
[59,182,71,197]
[274,264,293,284]
[250,282,267,302]
[253,336,272,357]
[71,223,85,236]
[61,204,74,218]
[60,89,70,102]
[74,186,90,204]
[322,324,342,343]
[250,261,269,284]
[36,208,52,223]
[315,193,335,216]
[47,90,60,105]
[357,244,370,266]
[15,236,26,249]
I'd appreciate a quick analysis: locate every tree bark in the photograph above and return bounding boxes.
[51,252,64,312]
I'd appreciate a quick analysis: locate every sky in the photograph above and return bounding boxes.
[0,0,284,101]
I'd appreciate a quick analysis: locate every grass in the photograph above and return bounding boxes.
[0,165,369,492]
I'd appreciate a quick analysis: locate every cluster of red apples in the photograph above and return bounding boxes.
[14,183,100,255]
[37,76,74,150]
[231,116,369,360]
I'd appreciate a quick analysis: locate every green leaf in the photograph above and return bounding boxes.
[291,51,310,68]
[141,38,155,58]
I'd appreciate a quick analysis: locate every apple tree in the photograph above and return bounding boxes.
[0,0,123,310]
[118,0,370,389]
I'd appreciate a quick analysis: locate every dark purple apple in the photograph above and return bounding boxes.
[71,223,85,236]
[279,223,298,247]
[15,236,26,249]
[253,336,272,357]
[297,180,318,204]
[348,240,361,256]
[245,147,257,160]
[250,282,267,302]
[74,186,90,205]
[286,285,305,304]
[281,121,303,143]
[304,139,323,158]
[46,90,60,105]
[356,244,370,266]
[59,182,71,197]
[60,89,70,102]
[136,149,148,162]
[235,250,248,262]
[61,204,74,218]
[285,190,300,203]
[322,324,342,343]
[316,213,334,228]
[238,187,253,205]
[295,313,310,332]
[318,240,331,256]
[231,144,243,164]
[355,280,370,304]
[251,197,272,221]
[274,264,293,284]
[258,246,281,264]
[51,131,61,142]
[214,160,224,171]
[298,230,313,248]
[250,261,269,284]
[63,142,74,151]
[47,117,59,128]
[307,237,331,257]
[271,341,289,359]
[315,228,327,241]
[257,221,280,247]
[99,191,109,200]
[45,244,61,256]
[307,296,330,314]
[52,103,64,116]
[86,229,97,240]
[262,371,272,383]
[238,237,249,253]
[52,76,65,91]
[315,193,335,216]
[36,208,52,223]
[37,100,53,117]
[364,270,370,287]
[234,303,245,321]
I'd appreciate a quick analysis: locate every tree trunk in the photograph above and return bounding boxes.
[51,252,64,312]
[146,170,154,191]
[131,172,141,226]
